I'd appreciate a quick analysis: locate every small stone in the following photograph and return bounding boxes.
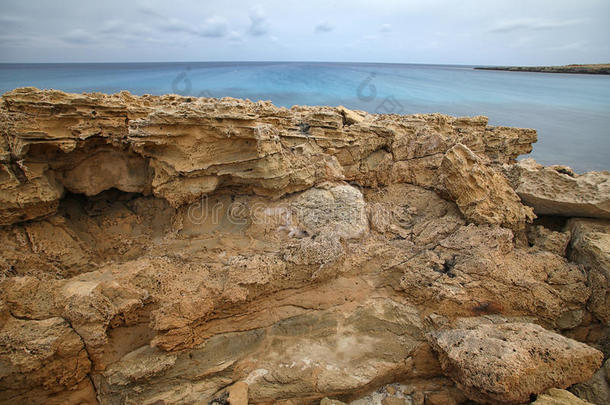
[320,398,347,405]
[382,398,409,405]
[424,391,457,405]
[227,381,248,405]
[531,388,594,404]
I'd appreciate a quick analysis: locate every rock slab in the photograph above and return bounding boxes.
[428,322,603,405]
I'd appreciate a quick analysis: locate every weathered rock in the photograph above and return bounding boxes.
[1,88,537,226]
[440,143,534,231]
[531,388,594,405]
[567,218,610,323]
[570,359,610,405]
[527,225,571,256]
[1,88,608,405]
[320,398,347,405]
[505,158,610,218]
[0,316,91,403]
[228,381,249,405]
[428,322,603,405]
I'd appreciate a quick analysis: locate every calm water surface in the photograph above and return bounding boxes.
[1,62,608,172]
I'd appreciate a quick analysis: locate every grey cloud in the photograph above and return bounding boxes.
[137,6,163,19]
[158,17,198,34]
[489,18,585,33]
[248,5,269,36]
[0,15,24,25]
[61,28,97,45]
[314,21,334,33]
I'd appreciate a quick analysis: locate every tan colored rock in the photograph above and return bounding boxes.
[320,398,347,405]
[566,218,610,324]
[0,168,63,225]
[2,89,607,405]
[0,88,537,226]
[428,322,603,405]
[531,388,594,405]
[0,316,91,403]
[570,358,610,405]
[527,225,571,256]
[505,158,610,218]
[228,381,249,405]
[440,143,534,231]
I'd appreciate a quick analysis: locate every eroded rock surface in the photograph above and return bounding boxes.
[505,158,610,218]
[0,88,608,405]
[429,322,603,405]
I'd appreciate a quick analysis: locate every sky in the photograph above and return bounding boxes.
[1,0,609,65]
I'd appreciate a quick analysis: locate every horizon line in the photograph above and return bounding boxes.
[0,60,606,67]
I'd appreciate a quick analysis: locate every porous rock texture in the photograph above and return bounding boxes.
[504,158,610,219]
[0,88,608,405]
[428,322,603,404]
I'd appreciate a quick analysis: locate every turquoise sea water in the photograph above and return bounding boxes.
[1,62,608,172]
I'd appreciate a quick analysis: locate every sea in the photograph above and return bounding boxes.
[1,62,608,173]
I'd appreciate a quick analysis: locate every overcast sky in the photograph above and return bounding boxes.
[1,0,609,65]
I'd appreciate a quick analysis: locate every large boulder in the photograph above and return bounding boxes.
[428,322,603,405]
[505,159,610,218]
[440,143,534,231]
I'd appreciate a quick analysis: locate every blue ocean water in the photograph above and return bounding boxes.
[1,62,608,172]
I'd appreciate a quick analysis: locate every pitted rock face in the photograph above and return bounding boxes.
[291,183,368,240]
[0,88,608,405]
[505,158,610,218]
[428,322,604,405]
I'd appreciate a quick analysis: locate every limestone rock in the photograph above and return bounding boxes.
[0,316,91,403]
[0,169,63,225]
[428,322,603,405]
[320,398,347,405]
[567,218,610,323]
[0,88,537,226]
[440,143,534,231]
[531,389,594,405]
[228,381,249,405]
[527,225,571,256]
[505,158,610,218]
[2,88,609,405]
[570,358,610,405]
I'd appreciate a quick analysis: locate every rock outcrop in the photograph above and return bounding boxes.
[428,322,603,404]
[566,218,610,325]
[505,159,610,219]
[440,143,535,231]
[0,88,608,405]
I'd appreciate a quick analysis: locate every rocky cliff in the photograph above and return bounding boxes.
[0,88,608,405]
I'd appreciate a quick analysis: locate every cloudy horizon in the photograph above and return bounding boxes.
[1,0,609,65]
